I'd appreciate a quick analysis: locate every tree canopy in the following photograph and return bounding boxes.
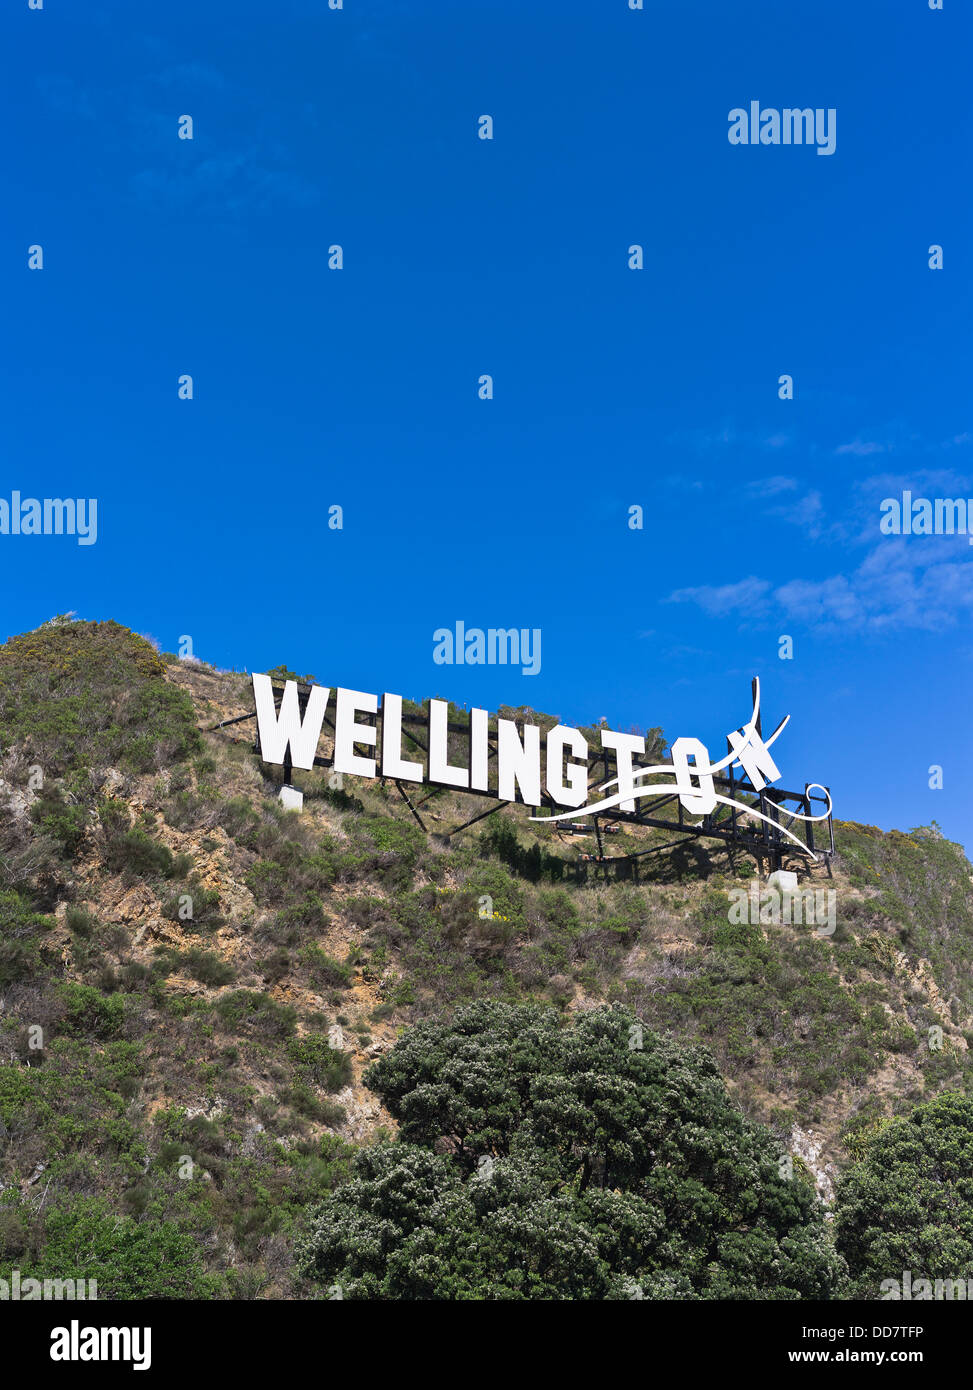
[835,1091,973,1297]
[298,1001,845,1300]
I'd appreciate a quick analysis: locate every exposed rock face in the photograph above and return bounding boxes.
[0,775,37,821]
[791,1125,838,1204]
[186,1099,228,1123]
[333,1084,384,1142]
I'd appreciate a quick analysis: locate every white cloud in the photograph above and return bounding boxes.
[667,576,772,616]
[746,475,797,496]
[836,439,886,456]
[668,538,973,633]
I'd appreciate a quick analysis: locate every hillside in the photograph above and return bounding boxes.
[1,618,972,1297]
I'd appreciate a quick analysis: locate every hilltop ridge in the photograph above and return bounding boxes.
[1,619,972,1295]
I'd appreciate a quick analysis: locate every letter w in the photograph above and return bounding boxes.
[253,674,330,769]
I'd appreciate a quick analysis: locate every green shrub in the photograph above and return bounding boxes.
[288,1035,353,1092]
[0,620,200,780]
[161,883,223,930]
[298,943,352,989]
[0,891,51,986]
[214,990,297,1039]
[58,982,128,1040]
[180,948,234,987]
[481,816,565,882]
[65,903,97,936]
[32,787,88,858]
[0,1196,222,1299]
[106,829,175,879]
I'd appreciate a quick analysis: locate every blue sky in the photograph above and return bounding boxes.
[4,0,973,851]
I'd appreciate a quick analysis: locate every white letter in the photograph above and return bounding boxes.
[253,675,330,769]
[50,1328,71,1362]
[428,699,469,788]
[671,735,717,815]
[381,693,423,782]
[546,725,588,808]
[600,729,646,812]
[470,707,490,791]
[333,688,378,778]
[497,719,541,806]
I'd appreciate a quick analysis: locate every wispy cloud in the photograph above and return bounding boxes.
[672,417,972,467]
[775,489,825,537]
[667,423,795,455]
[742,477,828,539]
[39,51,319,218]
[668,576,772,617]
[149,62,229,92]
[836,438,886,456]
[130,151,321,217]
[746,475,797,496]
[834,424,973,458]
[668,536,973,634]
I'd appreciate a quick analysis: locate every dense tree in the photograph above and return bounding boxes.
[298,1001,845,1299]
[1,1197,221,1300]
[834,1091,973,1297]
